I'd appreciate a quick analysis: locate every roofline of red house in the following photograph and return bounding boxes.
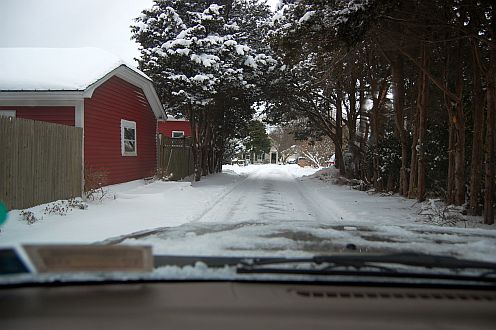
[0,65,166,120]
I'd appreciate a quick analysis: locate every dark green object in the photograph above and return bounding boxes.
[0,201,7,226]
[245,120,271,156]
[0,248,29,275]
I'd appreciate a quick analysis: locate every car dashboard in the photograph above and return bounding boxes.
[1,281,495,330]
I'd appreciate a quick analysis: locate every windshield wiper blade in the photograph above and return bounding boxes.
[239,253,496,271]
[151,253,496,283]
[236,266,496,284]
[236,253,496,284]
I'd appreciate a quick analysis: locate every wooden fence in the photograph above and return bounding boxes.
[158,135,194,181]
[0,117,83,210]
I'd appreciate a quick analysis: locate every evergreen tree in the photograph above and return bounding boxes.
[132,0,278,180]
[268,0,495,223]
[245,120,271,159]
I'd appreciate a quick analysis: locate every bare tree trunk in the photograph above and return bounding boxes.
[370,77,388,190]
[216,142,224,173]
[453,46,466,206]
[188,104,202,182]
[391,52,409,196]
[447,123,456,204]
[361,120,370,180]
[348,73,357,146]
[369,77,381,189]
[335,89,345,174]
[216,104,227,173]
[408,68,421,199]
[200,111,210,177]
[453,114,466,205]
[347,77,358,178]
[443,45,456,204]
[417,43,429,202]
[400,39,465,203]
[483,57,495,224]
[353,78,366,178]
[208,135,215,174]
[469,44,484,215]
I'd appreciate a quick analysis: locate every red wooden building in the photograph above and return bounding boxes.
[157,116,192,138]
[0,48,166,185]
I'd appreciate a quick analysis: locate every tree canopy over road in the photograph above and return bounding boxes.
[133,0,495,224]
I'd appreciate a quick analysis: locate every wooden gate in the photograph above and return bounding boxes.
[158,135,194,181]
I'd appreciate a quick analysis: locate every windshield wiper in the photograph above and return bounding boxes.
[240,252,496,270]
[236,253,496,283]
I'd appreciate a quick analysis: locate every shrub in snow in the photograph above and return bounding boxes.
[84,166,109,201]
[44,199,88,216]
[424,121,449,195]
[44,201,70,216]
[18,198,88,225]
[350,179,370,191]
[418,199,466,227]
[364,130,402,191]
[19,210,41,225]
[155,168,174,181]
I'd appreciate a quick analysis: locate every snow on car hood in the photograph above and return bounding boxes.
[101,219,496,262]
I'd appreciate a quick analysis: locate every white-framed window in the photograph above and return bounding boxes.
[121,119,137,156]
[0,110,16,118]
[172,130,185,138]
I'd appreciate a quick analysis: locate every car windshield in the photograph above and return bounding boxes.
[0,0,495,284]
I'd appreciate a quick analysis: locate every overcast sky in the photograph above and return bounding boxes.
[0,0,280,67]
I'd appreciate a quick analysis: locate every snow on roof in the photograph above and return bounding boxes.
[0,47,150,91]
[164,115,189,122]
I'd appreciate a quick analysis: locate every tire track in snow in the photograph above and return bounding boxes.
[189,167,261,223]
[194,165,329,223]
[283,166,348,223]
[100,168,258,244]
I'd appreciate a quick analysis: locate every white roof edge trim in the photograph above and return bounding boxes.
[83,65,165,120]
[0,91,84,102]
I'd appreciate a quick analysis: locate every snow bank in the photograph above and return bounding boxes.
[304,166,340,183]
[0,171,246,246]
[1,164,494,264]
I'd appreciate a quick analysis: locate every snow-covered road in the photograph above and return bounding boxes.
[195,165,330,223]
[2,164,496,262]
[114,165,496,262]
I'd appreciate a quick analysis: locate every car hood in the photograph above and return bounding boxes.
[2,220,495,286]
[99,219,496,262]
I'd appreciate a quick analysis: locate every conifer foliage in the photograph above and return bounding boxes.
[268,0,495,224]
[133,0,495,224]
[132,0,277,180]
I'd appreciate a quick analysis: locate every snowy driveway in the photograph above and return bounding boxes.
[111,165,496,262]
[194,165,331,223]
[2,164,496,262]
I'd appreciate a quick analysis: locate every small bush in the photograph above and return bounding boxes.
[44,202,70,216]
[84,166,109,201]
[418,199,465,227]
[155,168,174,181]
[44,198,88,216]
[68,198,88,210]
[19,210,40,225]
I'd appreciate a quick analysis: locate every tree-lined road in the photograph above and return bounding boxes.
[112,165,496,261]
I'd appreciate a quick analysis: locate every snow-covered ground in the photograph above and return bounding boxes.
[1,164,496,262]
